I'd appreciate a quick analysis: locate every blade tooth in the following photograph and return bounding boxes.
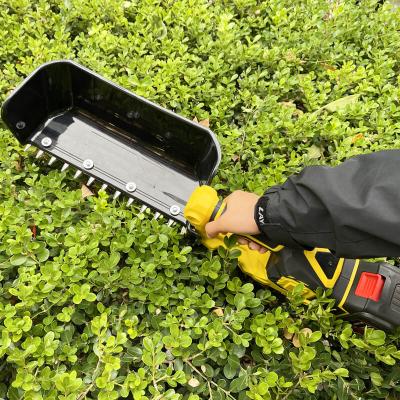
[180,227,188,235]
[167,219,175,227]
[73,170,82,179]
[100,184,108,191]
[154,212,160,220]
[35,149,44,159]
[140,205,147,214]
[24,144,31,151]
[48,156,57,166]
[113,190,121,200]
[87,177,95,186]
[61,163,69,172]
[126,198,134,207]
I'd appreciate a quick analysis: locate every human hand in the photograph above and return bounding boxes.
[204,190,268,253]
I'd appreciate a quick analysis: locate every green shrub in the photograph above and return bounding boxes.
[1,0,400,398]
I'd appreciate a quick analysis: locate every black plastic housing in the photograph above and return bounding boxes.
[335,260,400,331]
[1,60,221,223]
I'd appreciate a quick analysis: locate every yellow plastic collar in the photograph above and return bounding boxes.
[184,185,219,233]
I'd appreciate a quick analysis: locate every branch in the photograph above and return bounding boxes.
[185,359,236,400]
[77,356,102,400]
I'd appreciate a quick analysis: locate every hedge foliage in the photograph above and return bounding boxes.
[2,0,400,399]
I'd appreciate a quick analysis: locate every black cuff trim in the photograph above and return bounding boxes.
[255,193,303,249]
[254,196,269,230]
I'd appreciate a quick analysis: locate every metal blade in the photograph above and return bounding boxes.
[140,205,147,214]
[113,190,121,200]
[126,198,134,206]
[35,149,44,159]
[167,219,175,227]
[24,144,31,151]
[87,177,95,186]
[61,163,69,172]
[100,184,108,191]
[73,170,82,179]
[154,212,160,220]
[48,156,57,166]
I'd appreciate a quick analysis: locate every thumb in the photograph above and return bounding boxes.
[205,218,226,238]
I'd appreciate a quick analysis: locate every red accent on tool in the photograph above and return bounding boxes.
[355,272,385,301]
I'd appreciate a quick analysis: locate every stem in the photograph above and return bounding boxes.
[155,374,169,384]
[151,346,161,392]
[281,374,301,400]
[184,349,206,362]
[185,360,236,400]
[223,323,237,336]
[77,356,102,400]
[31,301,59,319]
[208,381,214,400]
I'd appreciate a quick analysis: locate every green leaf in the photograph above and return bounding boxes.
[234,293,246,311]
[309,331,322,343]
[307,145,322,160]
[370,372,383,386]
[146,235,158,244]
[334,368,349,378]
[10,255,27,266]
[223,363,237,379]
[365,329,386,346]
[143,337,154,352]
[265,371,279,387]
[37,247,50,262]
[230,374,248,393]
[319,94,360,113]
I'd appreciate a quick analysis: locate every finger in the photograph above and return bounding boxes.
[248,241,262,252]
[237,237,249,245]
[259,247,268,254]
[205,219,227,238]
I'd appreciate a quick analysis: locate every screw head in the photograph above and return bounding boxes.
[41,137,52,147]
[125,182,137,192]
[170,205,181,216]
[83,159,94,170]
[16,121,26,130]
[127,111,140,119]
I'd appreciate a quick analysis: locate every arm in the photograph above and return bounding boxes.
[207,150,400,258]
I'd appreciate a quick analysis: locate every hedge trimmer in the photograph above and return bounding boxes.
[3,60,400,331]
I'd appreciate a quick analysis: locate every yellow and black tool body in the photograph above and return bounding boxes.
[185,186,400,331]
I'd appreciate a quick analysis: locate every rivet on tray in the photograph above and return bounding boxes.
[83,159,94,170]
[16,121,25,130]
[125,182,137,192]
[169,205,181,216]
[41,137,52,147]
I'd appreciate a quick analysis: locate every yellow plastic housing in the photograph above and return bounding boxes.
[184,185,287,294]
[185,185,350,305]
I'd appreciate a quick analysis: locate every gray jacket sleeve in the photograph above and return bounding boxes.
[254,150,400,258]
